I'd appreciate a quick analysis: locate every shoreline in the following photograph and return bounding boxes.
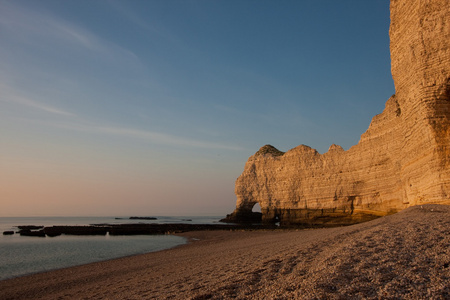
[1,204,449,299]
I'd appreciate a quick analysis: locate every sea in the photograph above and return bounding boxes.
[0,216,222,281]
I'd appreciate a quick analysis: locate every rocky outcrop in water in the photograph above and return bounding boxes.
[12,223,278,237]
[129,217,157,220]
[224,0,450,226]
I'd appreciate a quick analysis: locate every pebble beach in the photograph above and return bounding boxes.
[0,204,449,299]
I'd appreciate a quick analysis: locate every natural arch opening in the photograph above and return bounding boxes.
[220,201,262,224]
[240,202,261,223]
[252,202,261,213]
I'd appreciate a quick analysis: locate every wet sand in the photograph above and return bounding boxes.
[1,204,449,299]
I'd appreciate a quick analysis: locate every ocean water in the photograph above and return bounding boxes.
[0,216,222,281]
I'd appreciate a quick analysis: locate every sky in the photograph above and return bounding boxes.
[0,0,394,217]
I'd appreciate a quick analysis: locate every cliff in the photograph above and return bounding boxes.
[224,0,450,226]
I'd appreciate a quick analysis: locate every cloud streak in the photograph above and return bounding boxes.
[106,0,185,48]
[1,84,242,151]
[43,120,244,151]
[0,2,243,153]
[0,84,75,117]
[15,97,75,117]
[95,126,244,151]
[0,1,139,63]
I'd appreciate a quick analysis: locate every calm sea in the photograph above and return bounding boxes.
[0,216,222,281]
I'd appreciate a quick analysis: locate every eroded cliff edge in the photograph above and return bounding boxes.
[224,0,450,226]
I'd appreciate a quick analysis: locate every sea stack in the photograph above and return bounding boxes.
[224,0,450,226]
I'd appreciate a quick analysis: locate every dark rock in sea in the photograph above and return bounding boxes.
[129,217,158,220]
[181,219,192,222]
[19,229,46,237]
[3,231,14,235]
[44,226,108,236]
[17,225,47,237]
[13,222,279,238]
[17,225,44,230]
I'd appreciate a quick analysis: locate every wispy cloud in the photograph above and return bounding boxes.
[1,85,242,151]
[106,0,159,34]
[14,96,75,117]
[0,83,75,117]
[106,0,191,54]
[94,126,244,151]
[0,2,242,152]
[0,1,139,62]
[42,120,244,151]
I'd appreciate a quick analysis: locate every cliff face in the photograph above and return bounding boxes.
[224,0,450,226]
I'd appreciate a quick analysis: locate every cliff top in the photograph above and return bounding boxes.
[255,145,285,157]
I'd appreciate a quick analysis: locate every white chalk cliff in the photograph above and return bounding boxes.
[224,0,450,226]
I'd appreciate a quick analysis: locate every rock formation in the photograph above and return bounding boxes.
[224,0,450,226]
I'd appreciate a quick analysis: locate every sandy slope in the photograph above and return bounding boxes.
[0,204,449,299]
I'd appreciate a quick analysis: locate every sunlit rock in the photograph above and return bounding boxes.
[224,0,450,226]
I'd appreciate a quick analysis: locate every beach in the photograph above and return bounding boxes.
[1,204,449,299]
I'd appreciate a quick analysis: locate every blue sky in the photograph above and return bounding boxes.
[0,0,394,216]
